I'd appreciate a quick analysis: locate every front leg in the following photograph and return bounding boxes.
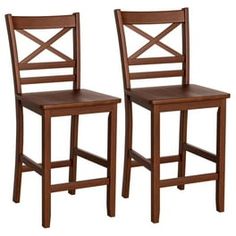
[151,106,160,223]
[42,111,51,228]
[107,106,117,217]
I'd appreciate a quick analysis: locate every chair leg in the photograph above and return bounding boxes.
[122,97,133,198]
[42,111,51,228]
[216,101,226,212]
[107,106,117,217]
[177,110,188,190]
[13,100,24,203]
[151,106,160,223]
[68,115,79,195]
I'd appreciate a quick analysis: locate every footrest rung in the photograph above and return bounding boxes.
[130,150,180,168]
[22,157,71,174]
[185,143,217,163]
[129,149,151,170]
[51,177,109,192]
[22,154,42,175]
[76,148,107,167]
[160,173,218,188]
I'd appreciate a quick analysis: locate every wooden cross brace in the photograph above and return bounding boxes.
[17,28,72,64]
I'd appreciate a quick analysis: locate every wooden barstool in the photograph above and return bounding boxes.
[6,13,120,228]
[115,8,230,222]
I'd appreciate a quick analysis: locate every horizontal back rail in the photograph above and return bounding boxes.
[12,15,76,29]
[21,75,75,84]
[128,56,184,65]
[130,70,184,80]
[121,10,185,24]
[19,61,75,70]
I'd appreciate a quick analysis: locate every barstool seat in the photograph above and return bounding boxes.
[126,84,229,106]
[17,89,120,112]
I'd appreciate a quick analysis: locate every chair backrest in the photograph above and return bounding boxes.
[5,13,80,94]
[114,8,189,90]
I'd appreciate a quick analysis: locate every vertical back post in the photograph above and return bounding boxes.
[182,8,190,85]
[115,10,131,90]
[73,13,81,90]
[5,14,22,94]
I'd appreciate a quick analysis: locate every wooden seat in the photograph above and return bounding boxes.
[6,13,120,228]
[115,8,230,223]
[127,84,229,107]
[17,89,120,113]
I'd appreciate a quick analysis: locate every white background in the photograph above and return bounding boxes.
[0,0,235,235]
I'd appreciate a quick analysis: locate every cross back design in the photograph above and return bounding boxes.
[17,28,73,65]
[126,22,182,60]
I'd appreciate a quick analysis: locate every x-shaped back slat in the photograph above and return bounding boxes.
[17,29,72,62]
[17,27,72,64]
[126,23,181,59]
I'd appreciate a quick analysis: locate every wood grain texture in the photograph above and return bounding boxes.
[12,15,75,29]
[121,10,184,24]
[126,84,229,105]
[17,89,120,111]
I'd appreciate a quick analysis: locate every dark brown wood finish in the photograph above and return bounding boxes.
[115,8,230,223]
[6,13,120,228]
[216,100,226,212]
[13,100,24,202]
[68,115,79,195]
[151,106,160,223]
[42,110,51,228]
[177,110,188,189]
[107,107,117,216]
[122,97,133,197]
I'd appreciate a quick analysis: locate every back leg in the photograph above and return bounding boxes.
[68,115,79,195]
[13,100,24,203]
[122,97,133,198]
